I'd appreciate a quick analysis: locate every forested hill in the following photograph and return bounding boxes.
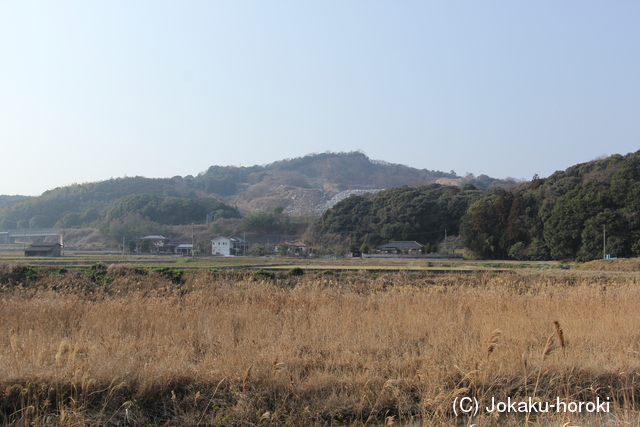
[316,151,640,262]
[0,152,511,229]
[461,151,640,261]
[4,150,638,261]
[314,184,495,249]
[0,176,203,229]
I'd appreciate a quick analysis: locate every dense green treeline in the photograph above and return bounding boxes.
[0,176,240,231]
[316,184,494,247]
[317,151,640,261]
[0,176,198,229]
[105,195,241,225]
[461,151,640,261]
[99,195,241,237]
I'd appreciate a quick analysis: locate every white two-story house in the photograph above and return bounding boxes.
[211,236,246,256]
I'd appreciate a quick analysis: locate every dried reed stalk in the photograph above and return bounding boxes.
[487,329,502,358]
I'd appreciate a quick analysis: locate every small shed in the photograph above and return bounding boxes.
[175,244,193,255]
[25,243,62,257]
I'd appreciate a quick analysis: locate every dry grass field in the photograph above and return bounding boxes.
[2,262,640,426]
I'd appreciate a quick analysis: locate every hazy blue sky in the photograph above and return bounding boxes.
[1,1,639,196]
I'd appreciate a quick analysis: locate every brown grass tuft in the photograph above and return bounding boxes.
[486,329,502,358]
[242,364,253,392]
[554,320,566,350]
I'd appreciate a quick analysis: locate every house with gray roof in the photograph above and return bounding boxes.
[376,241,424,255]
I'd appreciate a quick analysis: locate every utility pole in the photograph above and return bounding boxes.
[191,223,195,259]
[444,229,448,254]
[603,225,606,259]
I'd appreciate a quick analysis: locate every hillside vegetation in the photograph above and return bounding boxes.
[461,151,640,261]
[317,151,640,261]
[314,184,494,248]
[0,176,200,229]
[0,151,510,234]
[4,151,640,261]
[0,195,28,206]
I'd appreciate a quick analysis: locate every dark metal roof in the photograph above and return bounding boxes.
[26,243,61,248]
[376,241,424,249]
[24,243,62,252]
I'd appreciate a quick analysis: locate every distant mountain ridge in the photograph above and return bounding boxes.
[212,152,515,213]
[0,152,513,229]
